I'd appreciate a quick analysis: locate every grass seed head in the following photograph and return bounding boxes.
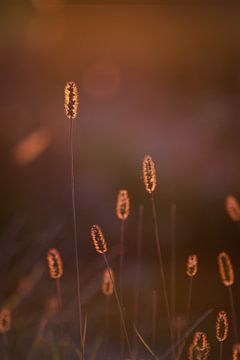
[188,342,210,360]
[64,81,78,119]
[102,268,114,296]
[193,331,208,351]
[142,155,156,194]
[216,311,228,342]
[91,225,108,254]
[0,308,11,334]
[116,190,130,221]
[225,195,240,222]
[218,251,234,287]
[47,248,63,279]
[233,344,240,360]
[186,254,198,277]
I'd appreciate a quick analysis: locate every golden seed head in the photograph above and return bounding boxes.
[188,342,210,360]
[64,81,78,119]
[116,190,130,221]
[0,308,11,334]
[218,251,234,287]
[193,332,208,351]
[102,268,114,296]
[142,155,156,194]
[216,311,228,342]
[233,344,240,360]
[225,195,240,222]
[47,248,63,279]
[91,225,108,254]
[186,254,198,277]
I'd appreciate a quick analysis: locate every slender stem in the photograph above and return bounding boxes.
[56,279,62,310]
[151,195,174,357]
[177,277,193,360]
[186,277,193,327]
[119,220,125,358]
[119,220,125,306]
[104,296,110,356]
[228,286,239,342]
[171,204,176,342]
[132,204,144,359]
[220,341,223,360]
[152,290,157,349]
[55,279,63,344]
[69,119,84,357]
[102,253,132,357]
[3,333,8,360]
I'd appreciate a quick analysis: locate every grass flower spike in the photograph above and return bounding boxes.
[91,225,108,254]
[216,311,228,342]
[218,252,234,286]
[47,248,63,279]
[102,268,114,296]
[64,81,78,119]
[116,190,130,221]
[225,195,240,222]
[186,254,198,277]
[233,344,240,360]
[0,308,11,334]
[142,155,156,194]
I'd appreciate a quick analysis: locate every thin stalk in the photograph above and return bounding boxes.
[220,341,223,360]
[152,290,157,349]
[151,195,174,357]
[55,279,63,345]
[186,277,193,327]
[3,334,8,360]
[69,119,84,357]
[171,204,176,342]
[119,219,125,358]
[228,286,239,342]
[102,253,132,357]
[177,276,193,360]
[104,296,110,357]
[56,279,62,310]
[132,204,144,359]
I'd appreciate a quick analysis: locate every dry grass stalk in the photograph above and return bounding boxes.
[91,224,132,356]
[116,189,130,358]
[64,81,78,120]
[47,248,63,280]
[142,155,174,357]
[225,195,240,222]
[132,204,144,360]
[66,81,84,358]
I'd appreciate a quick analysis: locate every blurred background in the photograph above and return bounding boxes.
[0,1,240,358]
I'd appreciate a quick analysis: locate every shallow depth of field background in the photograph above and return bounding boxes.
[1,1,240,359]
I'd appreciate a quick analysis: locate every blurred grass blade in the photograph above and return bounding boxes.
[161,308,213,360]
[133,323,160,359]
